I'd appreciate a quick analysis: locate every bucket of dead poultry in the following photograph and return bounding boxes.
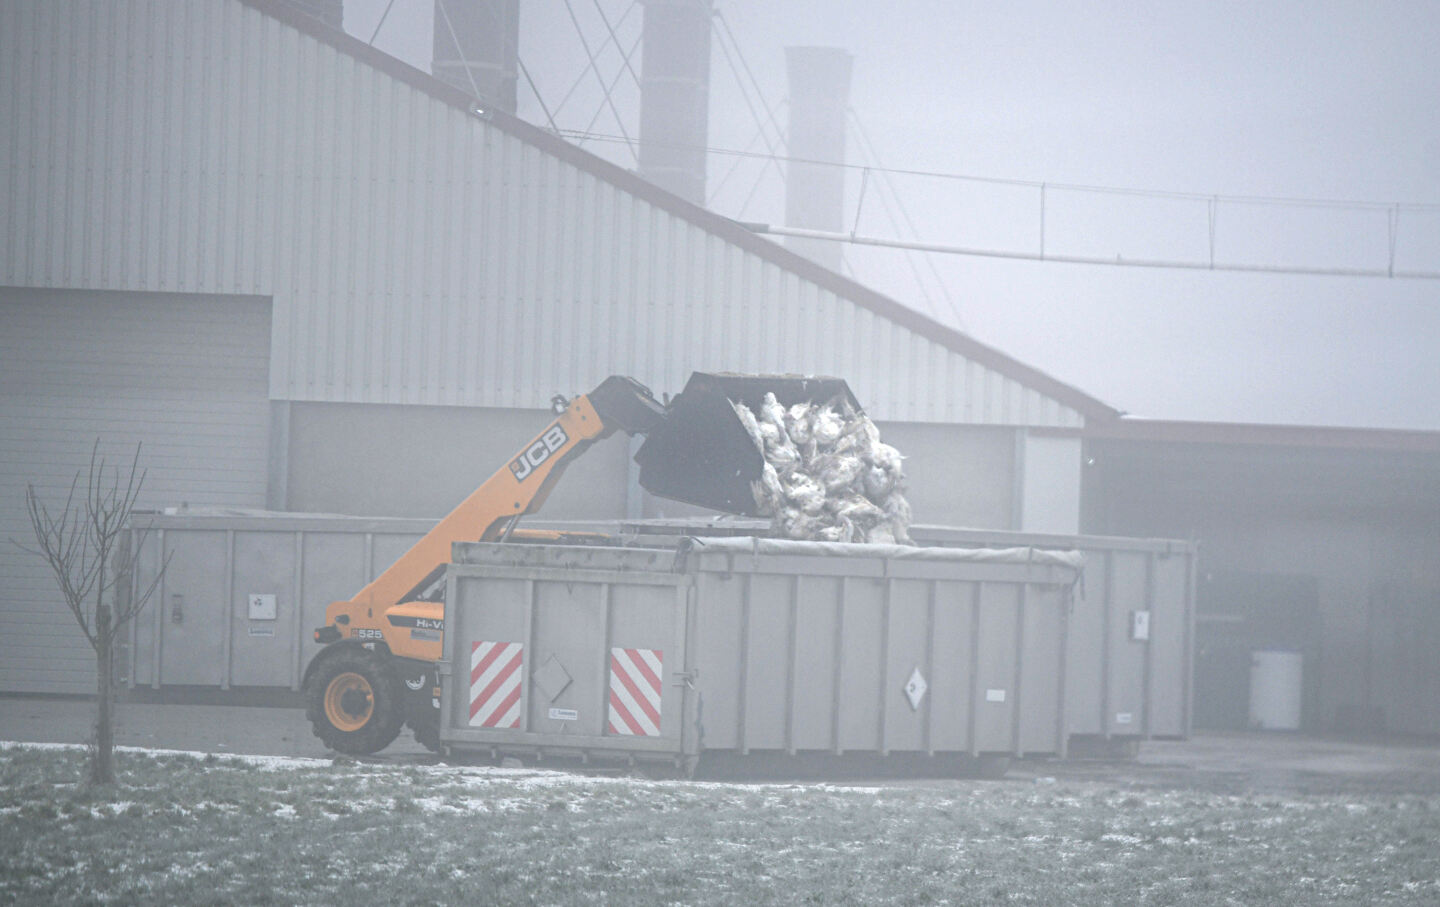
[635,372,913,543]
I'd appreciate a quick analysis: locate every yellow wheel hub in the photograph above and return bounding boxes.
[324,671,374,732]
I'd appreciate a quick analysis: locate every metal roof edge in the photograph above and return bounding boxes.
[238,0,1119,422]
[1086,417,1440,453]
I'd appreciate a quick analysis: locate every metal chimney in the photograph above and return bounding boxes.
[784,47,852,272]
[638,0,713,206]
[284,0,342,30]
[432,0,520,113]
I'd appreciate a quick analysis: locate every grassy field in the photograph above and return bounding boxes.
[2,743,1438,905]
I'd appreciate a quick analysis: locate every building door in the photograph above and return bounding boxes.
[0,289,271,694]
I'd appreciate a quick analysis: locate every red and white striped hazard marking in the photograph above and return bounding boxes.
[469,641,523,729]
[608,647,663,736]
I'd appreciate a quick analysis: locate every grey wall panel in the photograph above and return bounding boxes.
[0,288,270,694]
[0,0,1088,429]
[1020,433,1082,534]
[874,423,1017,529]
[285,401,632,520]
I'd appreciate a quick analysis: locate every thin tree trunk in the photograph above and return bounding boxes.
[93,604,115,785]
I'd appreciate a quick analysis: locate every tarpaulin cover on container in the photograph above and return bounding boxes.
[678,536,1084,573]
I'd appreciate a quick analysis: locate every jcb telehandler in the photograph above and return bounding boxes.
[302,372,856,755]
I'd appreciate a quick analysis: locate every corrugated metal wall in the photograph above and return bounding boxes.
[0,289,271,694]
[0,0,1084,428]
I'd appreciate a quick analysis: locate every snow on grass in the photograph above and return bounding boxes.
[4,742,1440,905]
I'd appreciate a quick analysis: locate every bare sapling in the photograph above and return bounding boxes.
[14,440,170,786]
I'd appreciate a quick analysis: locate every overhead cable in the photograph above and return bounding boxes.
[561,0,637,164]
[553,129,1440,213]
[739,223,1440,280]
[551,0,639,118]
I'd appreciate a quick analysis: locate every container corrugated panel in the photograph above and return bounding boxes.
[0,0,1100,428]
[440,539,1080,765]
[912,525,1198,739]
[125,512,432,691]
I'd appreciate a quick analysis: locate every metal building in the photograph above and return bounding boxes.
[0,0,1115,695]
[1084,420,1440,738]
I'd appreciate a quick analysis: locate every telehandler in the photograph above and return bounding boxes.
[302,372,856,754]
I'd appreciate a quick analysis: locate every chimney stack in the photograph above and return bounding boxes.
[432,0,520,113]
[784,47,852,272]
[638,0,714,206]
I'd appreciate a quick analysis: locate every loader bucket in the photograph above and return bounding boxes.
[634,372,861,515]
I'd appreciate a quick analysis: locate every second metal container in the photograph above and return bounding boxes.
[439,537,1082,770]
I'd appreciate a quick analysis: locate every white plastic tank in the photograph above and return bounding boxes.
[1248,649,1303,730]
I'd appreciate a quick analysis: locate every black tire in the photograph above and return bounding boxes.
[305,646,405,755]
[409,709,441,753]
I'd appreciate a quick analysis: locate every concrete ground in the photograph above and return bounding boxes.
[3,694,1438,794]
[1032,732,1440,796]
[0,694,432,760]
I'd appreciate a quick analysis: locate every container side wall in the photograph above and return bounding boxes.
[928,580,977,753]
[1106,551,1149,734]
[528,580,606,736]
[692,572,743,750]
[1019,585,1066,753]
[741,574,792,750]
[156,531,228,686]
[1148,553,1191,736]
[228,530,298,687]
[883,579,931,753]
[608,581,686,741]
[297,532,371,672]
[974,583,1020,752]
[792,576,841,751]
[1065,549,1109,735]
[836,578,885,751]
[446,575,530,735]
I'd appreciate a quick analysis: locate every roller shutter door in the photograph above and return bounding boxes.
[0,289,271,694]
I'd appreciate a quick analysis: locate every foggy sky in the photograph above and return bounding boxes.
[345,0,1440,430]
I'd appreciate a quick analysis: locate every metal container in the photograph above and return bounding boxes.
[124,511,432,690]
[910,526,1198,742]
[439,537,1082,770]
[1248,649,1304,731]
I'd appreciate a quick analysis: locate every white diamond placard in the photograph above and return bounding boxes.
[904,666,928,711]
[533,653,573,702]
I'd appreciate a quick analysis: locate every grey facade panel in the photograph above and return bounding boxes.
[0,0,1091,428]
[284,401,632,520]
[0,289,271,694]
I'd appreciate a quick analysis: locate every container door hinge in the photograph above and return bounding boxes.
[672,669,699,690]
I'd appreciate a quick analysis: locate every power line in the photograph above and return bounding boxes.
[561,0,637,164]
[552,128,1440,213]
[576,36,642,146]
[551,0,639,119]
[713,11,787,155]
[739,223,1440,280]
[848,108,962,327]
[710,15,787,194]
[591,0,642,90]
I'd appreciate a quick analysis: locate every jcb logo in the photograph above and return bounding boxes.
[510,425,568,482]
